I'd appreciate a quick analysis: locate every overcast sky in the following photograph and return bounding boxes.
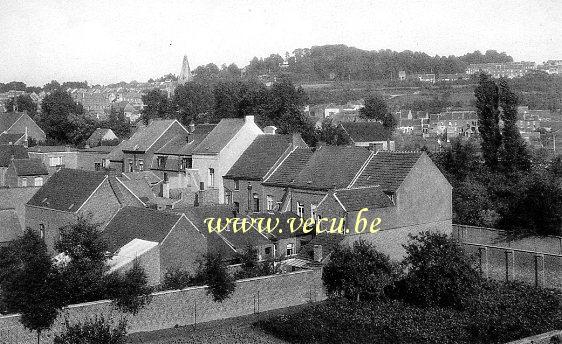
[0,0,560,86]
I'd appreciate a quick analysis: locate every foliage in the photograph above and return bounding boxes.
[40,89,88,144]
[359,94,397,131]
[104,261,152,315]
[201,252,236,302]
[5,95,37,117]
[233,245,275,280]
[393,232,481,310]
[101,108,131,139]
[171,81,214,124]
[315,118,350,145]
[323,240,396,301]
[53,316,127,344]
[0,229,63,340]
[474,73,502,171]
[161,267,204,291]
[140,89,170,124]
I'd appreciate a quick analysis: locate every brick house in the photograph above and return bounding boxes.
[0,112,46,144]
[223,133,308,214]
[28,146,79,175]
[0,144,28,186]
[25,168,146,252]
[190,116,263,204]
[5,158,48,187]
[339,122,395,151]
[103,206,207,285]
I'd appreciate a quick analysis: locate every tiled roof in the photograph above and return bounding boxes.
[262,148,313,186]
[105,140,127,161]
[331,186,394,212]
[0,144,28,167]
[102,206,183,252]
[121,119,185,152]
[0,133,25,145]
[116,177,156,205]
[340,122,392,143]
[290,146,371,191]
[121,171,162,185]
[352,151,422,192]
[12,158,48,176]
[156,124,216,156]
[0,187,40,226]
[0,209,22,243]
[87,128,114,144]
[81,145,115,154]
[192,118,245,155]
[224,135,293,180]
[27,168,107,212]
[0,112,24,132]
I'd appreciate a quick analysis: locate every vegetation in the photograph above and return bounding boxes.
[105,261,152,315]
[53,317,127,344]
[202,252,236,302]
[233,245,276,280]
[359,93,397,131]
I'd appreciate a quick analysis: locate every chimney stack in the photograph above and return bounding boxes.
[263,126,277,135]
[244,115,254,124]
[313,245,323,262]
[188,121,195,133]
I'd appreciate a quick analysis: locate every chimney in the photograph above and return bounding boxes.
[244,115,254,124]
[313,245,323,262]
[263,126,277,135]
[188,121,195,133]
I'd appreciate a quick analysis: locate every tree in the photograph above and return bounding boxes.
[0,229,63,344]
[323,240,395,301]
[40,89,86,144]
[54,317,127,344]
[43,80,61,92]
[140,89,169,124]
[102,108,131,139]
[474,73,503,171]
[201,252,235,302]
[360,94,397,131]
[315,118,351,145]
[5,95,37,117]
[172,81,214,124]
[161,267,203,291]
[105,261,152,315]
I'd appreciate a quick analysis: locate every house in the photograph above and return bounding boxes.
[119,119,189,173]
[0,132,27,146]
[25,168,146,252]
[0,209,22,246]
[190,116,263,204]
[86,128,119,147]
[340,122,395,150]
[0,187,40,229]
[103,206,207,285]
[417,74,436,83]
[28,145,79,175]
[76,145,115,171]
[223,133,308,214]
[324,104,342,118]
[0,112,46,144]
[5,158,48,187]
[0,144,28,186]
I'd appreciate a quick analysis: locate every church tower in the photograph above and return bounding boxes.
[178,55,193,85]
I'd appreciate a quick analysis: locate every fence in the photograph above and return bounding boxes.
[0,268,325,344]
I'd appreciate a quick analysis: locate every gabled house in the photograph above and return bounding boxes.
[86,128,118,147]
[340,122,395,151]
[0,112,45,144]
[28,145,78,175]
[25,168,146,252]
[0,144,28,186]
[5,158,48,187]
[190,116,263,204]
[223,133,307,214]
[119,119,189,173]
[103,206,207,285]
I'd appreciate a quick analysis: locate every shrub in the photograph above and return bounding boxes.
[161,267,199,291]
[323,240,396,301]
[202,252,236,302]
[54,316,127,344]
[105,261,152,315]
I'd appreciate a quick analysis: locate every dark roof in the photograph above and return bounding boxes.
[340,122,392,142]
[192,118,245,155]
[298,232,344,261]
[0,133,25,145]
[12,158,48,176]
[121,120,185,152]
[290,146,371,191]
[331,186,394,212]
[81,145,115,154]
[0,187,40,226]
[262,148,313,186]
[352,151,422,192]
[156,124,216,156]
[224,135,292,180]
[0,144,28,167]
[0,209,22,243]
[102,206,183,252]
[0,112,24,132]
[27,168,107,212]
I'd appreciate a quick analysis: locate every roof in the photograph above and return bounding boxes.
[107,239,159,273]
[80,145,115,154]
[192,118,245,155]
[105,140,127,161]
[156,124,216,156]
[27,168,107,212]
[0,144,28,167]
[0,133,25,145]
[116,177,156,205]
[0,209,22,243]
[290,146,371,191]
[102,206,183,252]
[0,112,24,133]
[121,119,185,152]
[263,148,314,186]
[298,232,344,261]
[28,145,77,153]
[11,158,48,176]
[340,122,392,143]
[87,128,115,143]
[121,171,162,185]
[224,135,293,180]
[330,186,394,212]
[0,187,40,226]
[352,151,422,192]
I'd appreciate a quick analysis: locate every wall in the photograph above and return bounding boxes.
[288,189,326,217]
[0,269,325,344]
[76,151,105,171]
[28,151,78,175]
[160,216,207,276]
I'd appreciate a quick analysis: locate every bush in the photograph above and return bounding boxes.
[233,245,276,280]
[202,252,236,302]
[54,316,127,344]
[393,231,481,309]
[323,240,396,301]
[105,261,152,315]
[161,267,204,291]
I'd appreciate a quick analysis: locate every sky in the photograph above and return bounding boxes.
[0,0,561,86]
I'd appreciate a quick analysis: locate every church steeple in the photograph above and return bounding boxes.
[178,55,192,85]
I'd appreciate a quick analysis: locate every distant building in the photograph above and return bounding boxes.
[0,144,28,186]
[417,74,436,83]
[398,71,406,81]
[178,55,193,86]
[86,128,119,147]
[466,62,536,78]
[339,122,395,151]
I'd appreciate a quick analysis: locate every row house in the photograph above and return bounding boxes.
[430,111,479,141]
[466,62,536,79]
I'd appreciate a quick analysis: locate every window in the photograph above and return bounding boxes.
[277,201,282,210]
[128,160,133,172]
[157,156,167,169]
[21,178,27,187]
[209,168,215,188]
[138,159,144,171]
[94,162,101,171]
[34,177,43,186]
[253,193,260,212]
[265,247,272,256]
[180,157,192,169]
[39,224,45,240]
[234,180,239,191]
[49,156,62,167]
[225,192,232,205]
[233,202,240,214]
[199,182,205,191]
[266,195,274,211]
[297,203,304,217]
[286,243,294,256]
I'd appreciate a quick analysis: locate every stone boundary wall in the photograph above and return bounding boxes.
[0,268,325,344]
